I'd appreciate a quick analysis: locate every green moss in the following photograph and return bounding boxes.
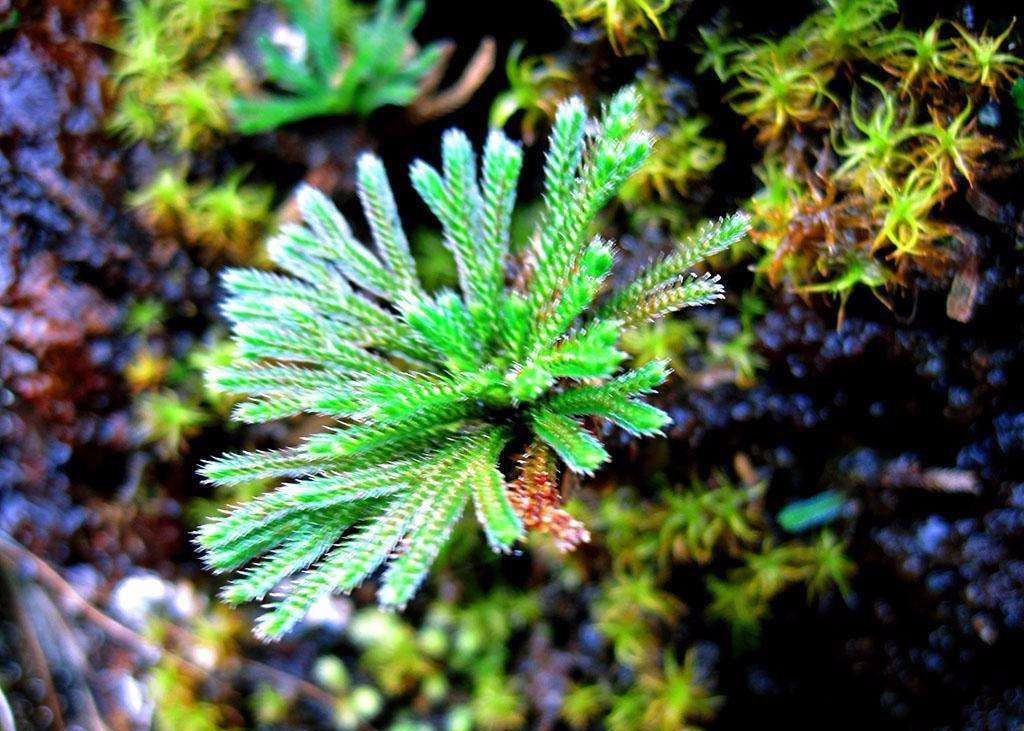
[561,683,611,729]
[185,171,274,262]
[148,656,233,730]
[608,649,721,731]
[124,297,169,335]
[109,0,245,150]
[490,42,576,143]
[129,167,273,263]
[127,167,193,232]
[706,531,855,643]
[594,570,683,667]
[136,390,208,458]
[311,656,383,729]
[470,674,527,731]
[553,0,674,55]
[621,69,725,205]
[709,3,1020,297]
[655,471,763,566]
[948,20,1023,92]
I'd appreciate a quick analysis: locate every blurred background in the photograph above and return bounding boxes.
[1,0,1023,728]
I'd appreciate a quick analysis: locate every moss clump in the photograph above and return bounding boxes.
[129,167,273,263]
[490,41,578,144]
[553,0,675,55]
[109,0,245,150]
[701,2,1021,302]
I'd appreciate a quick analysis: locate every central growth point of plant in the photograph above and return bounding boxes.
[196,86,749,639]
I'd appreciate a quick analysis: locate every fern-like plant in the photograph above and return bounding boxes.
[233,0,444,134]
[198,86,749,639]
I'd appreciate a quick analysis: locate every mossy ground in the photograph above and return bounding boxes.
[1,0,1022,729]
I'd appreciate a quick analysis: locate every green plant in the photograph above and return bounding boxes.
[125,346,171,392]
[186,337,239,411]
[874,20,953,91]
[157,63,237,150]
[470,674,527,731]
[561,683,610,729]
[233,0,445,133]
[148,657,231,730]
[137,390,208,457]
[251,683,291,725]
[619,67,726,207]
[655,472,762,566]
[109,0,244,149]
[595,570,683,666]
[622,116,725,202]
[553,0,673,55]
[796,252,889,318]
[873,168,948,257]
[594,490,660,571]
[348,609,442,696]
[129,167,274,262]
[490,42,576,144]
[712,0,1019,297]
[797,0,895,63]
[707,533,854,641]
[707,292,766,387]
[128,167,193,232]
[124,297,169,335]
[832,79,915,185]
[196,87,748,639]
[915,104,999,187]
[185,170,275,261]
[801,529,855,600]
[608,649,721,731]
[311,655,384,729]
[726,38,835,142]
[948,20,1023,93]
[621,320,699,374]
[695,22,741,82]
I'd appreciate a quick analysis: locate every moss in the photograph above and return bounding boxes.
[553,0,674,55]
[704,2,1020,299]
[135,389,208,458]
[608,649,722,731]
[109,0,245,150]
[129,167,273,263]
[490,42,577,143]
[184,171,274,262]
[232,0,445,133]
[595,570,683,667]
[706,531,855,643]
[148,656,235,730]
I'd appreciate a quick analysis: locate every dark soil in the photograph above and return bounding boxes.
[1,0,1023,729]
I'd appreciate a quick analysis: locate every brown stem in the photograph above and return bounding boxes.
[0,555,67,730]
[409,37,497,122]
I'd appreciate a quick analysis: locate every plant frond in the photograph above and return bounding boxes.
[356,153,422,297]
[530,408,610,475]
[296,185,400,300]
[199,447,328,486]
[544,319,627,379]
[599,212,750,321]
[198,86,745,638]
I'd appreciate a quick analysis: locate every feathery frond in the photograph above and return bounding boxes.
[198,86,749,638]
